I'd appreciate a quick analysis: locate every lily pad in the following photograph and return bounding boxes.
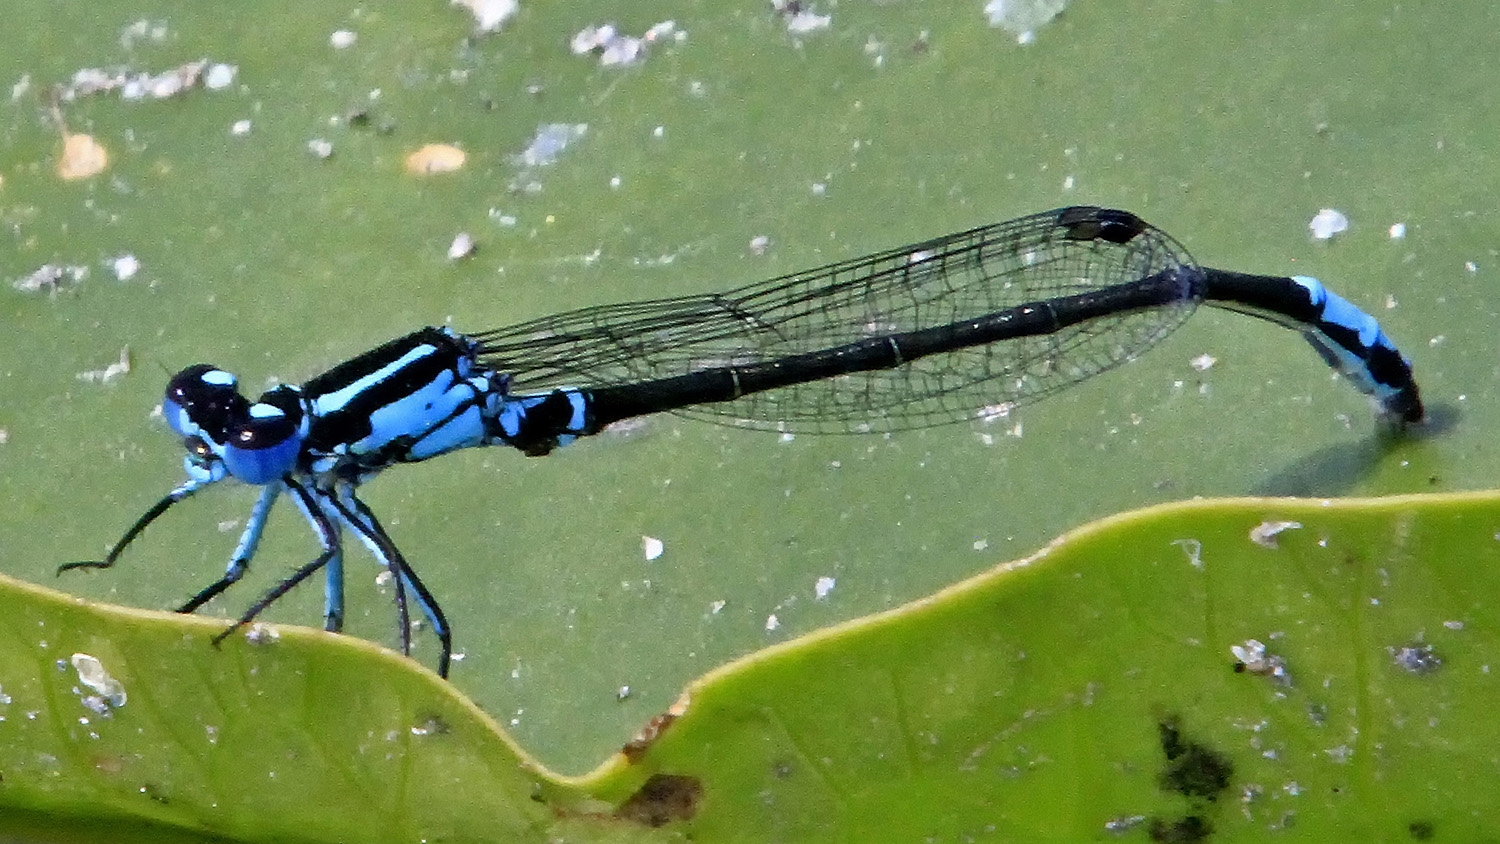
[2,491,1496,842]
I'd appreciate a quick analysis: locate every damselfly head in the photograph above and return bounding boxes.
[162,366,305,485]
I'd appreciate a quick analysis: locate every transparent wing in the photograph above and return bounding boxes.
[470,207,1200,433]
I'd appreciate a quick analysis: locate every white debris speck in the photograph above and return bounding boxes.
[976,402,1015,424]
[785,9,832,33]
[1388,222,1406,240]
[118,19,169,48]
[11,74,31,101]
[1249,520,1302,549]
[246,623,280,645]
[571,23,616,54]
[973,539,989,551]
[330,30,357,49]
[1323,744,1353,763]
[77,347,131,384]
[1190,353,1217,372]
[571,21,680,67]
[983,0,1067,41]
[1308,208,1349,240]
[110,254,140,281]
[709,599,726,614]
[1105,815,1147,834]
[642,536,665,561]
[447,232,477,261]
[514,123,587,168]
[1465,260,1478,274]
[1392,644,1441,674]
[1231,638,1291,686]
[66,60,221,103]
[409,715,448,736]
[1443,620,1464,630]
[308,138,334,159]
[0,429,8,445]
[0,685,11,705]
[1171,538,1203,569]
[151,71,188,99]
[814,576,836,600]
[231,119,252,136]
[600,36,643,66]
[204,63,237,90]
[69,68,117,98]
[616,685,631,701]
[749,235,771,256]
[644,20,680,43]
[375,569,394,588]
[453,0,518,32]
[13,264,68,294]
[765,614,780,631]
[71,653,126,708]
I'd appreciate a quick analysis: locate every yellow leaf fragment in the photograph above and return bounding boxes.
[58,133,109,180]
[405,144,466,175]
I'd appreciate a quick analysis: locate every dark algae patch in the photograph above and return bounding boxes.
[1157,715,1233,800]
[1147,714,1234,843]
[1149,815,1213,844]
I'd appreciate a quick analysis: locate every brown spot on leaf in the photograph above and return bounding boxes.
[621,694,690,762]
[615,774,702,827]
[622,711,678,762]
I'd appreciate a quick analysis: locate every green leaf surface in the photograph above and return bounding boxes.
[3,491,1496,842]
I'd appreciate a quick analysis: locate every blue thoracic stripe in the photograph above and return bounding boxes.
[311,343,439,419]
[60,206,1425,681]
[304,328,475,453]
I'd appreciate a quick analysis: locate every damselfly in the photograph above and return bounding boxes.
[60,206,1425,677]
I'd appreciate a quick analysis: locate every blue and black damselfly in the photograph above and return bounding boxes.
[60,206,1424,678]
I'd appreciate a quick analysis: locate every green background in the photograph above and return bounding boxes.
[0,0,1489,786]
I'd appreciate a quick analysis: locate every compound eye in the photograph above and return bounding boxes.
[222,403,303,484]
[164,365,248,443]
[229,409,298,450]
